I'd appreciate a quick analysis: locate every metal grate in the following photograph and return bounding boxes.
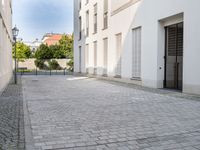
[167,24,183,56]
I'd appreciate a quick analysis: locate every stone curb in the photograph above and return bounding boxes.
[22,79,36,150]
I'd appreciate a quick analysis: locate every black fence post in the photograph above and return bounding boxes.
[36,68,38,76]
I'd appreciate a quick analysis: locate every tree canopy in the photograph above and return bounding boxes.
[59,34,73,59]
[34,34,73,60]
[35,44,53,60]
[12,42,31,62]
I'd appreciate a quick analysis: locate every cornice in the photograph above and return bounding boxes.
[111,0,141,16]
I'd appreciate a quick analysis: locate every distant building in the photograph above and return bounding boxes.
[42,33,63,46]
[0,0,13,93]
[24,39,42,52]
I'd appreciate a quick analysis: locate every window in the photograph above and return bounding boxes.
[79,46,82,73]
[103,38,108,75]
[79,16,82,40]
[115,33,122,77]
[132,27,141,79]
[94,41,97,67]
[86,11,89,37]
[2,0,4,6]
[79,0,82,11]
[93,4,97,34]
[93,41,97,74]
[103,0,108,29]
[85,44,89,67]
[85,0,89,5]
[103,38,108,67]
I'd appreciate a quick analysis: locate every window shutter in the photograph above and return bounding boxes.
[132,27,141,78]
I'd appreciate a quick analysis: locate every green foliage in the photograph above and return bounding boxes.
[49,45,65,59]
[67,59,74,72]
[12,42,31,62]
[35,44,53,60]
[48,60,62,70]
[34,34,73,60]
[34,59,48,70]
[34,34,73,71]
[59,34,73,59]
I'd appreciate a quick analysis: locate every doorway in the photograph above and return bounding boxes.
[164,22,183,90]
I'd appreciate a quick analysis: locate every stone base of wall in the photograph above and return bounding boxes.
[0,71,13,95]
[15,59,70,70]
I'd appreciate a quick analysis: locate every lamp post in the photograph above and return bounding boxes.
[12,25,19,84]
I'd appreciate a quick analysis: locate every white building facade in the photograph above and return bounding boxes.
[74,0,200,95]
[0,0,13,93]
[24,39,42,53]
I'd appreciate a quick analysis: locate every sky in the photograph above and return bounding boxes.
[13,0,73,42]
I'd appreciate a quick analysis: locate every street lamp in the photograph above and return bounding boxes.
[12,25,19,84]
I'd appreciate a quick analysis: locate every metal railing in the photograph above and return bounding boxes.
[17,68,73,76]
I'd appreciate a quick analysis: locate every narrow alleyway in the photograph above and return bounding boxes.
[21,76,200,150]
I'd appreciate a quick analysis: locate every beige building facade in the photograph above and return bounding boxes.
[0,0,13,93]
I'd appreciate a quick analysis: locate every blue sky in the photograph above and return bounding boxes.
[13,0,73,42]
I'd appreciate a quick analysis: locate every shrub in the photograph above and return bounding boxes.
[34,59,49,70]
[48,60,61,70]
[67,59,74,72]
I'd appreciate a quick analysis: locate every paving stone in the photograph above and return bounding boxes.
[0,78,24,150]
[22,76,200,150]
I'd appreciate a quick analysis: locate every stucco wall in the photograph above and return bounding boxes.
[17,59,70,70]
[74,0,200,95]
[0,0,13,93]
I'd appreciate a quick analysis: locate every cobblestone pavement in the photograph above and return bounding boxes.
[22,76,200,150]
[0,78,25,150]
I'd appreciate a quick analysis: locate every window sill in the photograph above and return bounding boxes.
[130,77,141,81]
[102,27,108,31]
[114,75,121,78]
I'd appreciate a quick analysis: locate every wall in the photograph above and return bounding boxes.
[74,0,111,74]
[0,0,13,94]
[74,0,200,95]
[17,59,70,70]
[127,0,200,94]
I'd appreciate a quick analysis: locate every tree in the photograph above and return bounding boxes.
[49,44,65,59]
[35,44,53,60]
[59,34,73,59]
[12,42,31,62]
